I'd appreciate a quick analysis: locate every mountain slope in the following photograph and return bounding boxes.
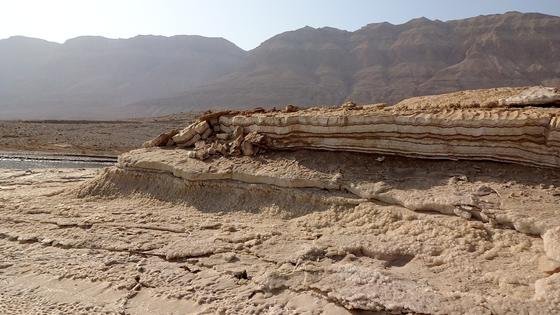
[0,35,246,119]
[1,11,560,119]
[131,11,560,116]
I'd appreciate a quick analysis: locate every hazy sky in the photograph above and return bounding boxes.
[1,0,559,50]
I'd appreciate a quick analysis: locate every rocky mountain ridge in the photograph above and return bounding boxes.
[1,11,559,119]
[0,35,246,119]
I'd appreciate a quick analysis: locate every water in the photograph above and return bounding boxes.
[0,153,116,169]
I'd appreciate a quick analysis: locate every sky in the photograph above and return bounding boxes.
[1,0,559,50]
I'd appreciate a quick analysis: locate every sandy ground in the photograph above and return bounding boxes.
[0,113,196,156]
[1,149,559,314]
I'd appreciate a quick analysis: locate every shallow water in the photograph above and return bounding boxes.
[0,153,116,169]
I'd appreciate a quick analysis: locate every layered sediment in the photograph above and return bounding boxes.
[62,86,560,313]
[91,146,560,244]
[4,165,559,313]
[147,86,560,168]
[75,146,560,313]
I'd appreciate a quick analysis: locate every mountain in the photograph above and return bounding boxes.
[1,12,560,119]
[0,35,246,119]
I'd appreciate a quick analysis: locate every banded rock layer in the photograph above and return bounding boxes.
[148,86,560,168]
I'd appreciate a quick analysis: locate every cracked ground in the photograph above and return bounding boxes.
[1,163,560,314]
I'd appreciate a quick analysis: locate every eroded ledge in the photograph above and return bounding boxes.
[145,86,560,168]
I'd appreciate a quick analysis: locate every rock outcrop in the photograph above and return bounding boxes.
[116,86,560,269]
[69,86,560,313]
[502,86,560,106]
[78,140,560,312]
[110,148,560,235]
[145,86,560,168]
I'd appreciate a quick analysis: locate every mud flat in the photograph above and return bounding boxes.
[1,87,560,314]
[1,150,560,314]
[0,112,196,156]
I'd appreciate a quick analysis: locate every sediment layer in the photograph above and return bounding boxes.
[4,167,559,313]
[148,86,560,168]
[66,86,560,313]
[80,148,560,263]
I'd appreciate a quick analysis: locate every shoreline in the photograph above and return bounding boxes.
[0,151,117,169]
[0,150,117,165]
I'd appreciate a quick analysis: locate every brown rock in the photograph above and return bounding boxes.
[172,123,198,144]
[284,104,299,113]
[193,121,210,134]
[143,129,179,148]
[198,111,237,123]
[229,136,243,156]
[216,133,229,140]
[177,134,201,148]
[241,141,254,156]
[195,148,209,160]
[209,118,219,126]
[341,101,358,109]
[243,132,267,154]
[232,126,244,139]
[201,128,213,140]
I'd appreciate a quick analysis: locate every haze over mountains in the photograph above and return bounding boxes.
[0,35,245,119]
[1,11,559,119]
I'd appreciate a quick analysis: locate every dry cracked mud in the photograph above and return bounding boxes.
[1,149,560,314]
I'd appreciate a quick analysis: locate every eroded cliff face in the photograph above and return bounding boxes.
[60,86,560,313]
[145,86,560,168]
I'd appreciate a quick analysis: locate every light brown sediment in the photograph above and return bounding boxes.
[147,86,560,168]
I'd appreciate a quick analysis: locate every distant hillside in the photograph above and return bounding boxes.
[0,35,246,119]
[1,11,560,119]
[130,11,560,116]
